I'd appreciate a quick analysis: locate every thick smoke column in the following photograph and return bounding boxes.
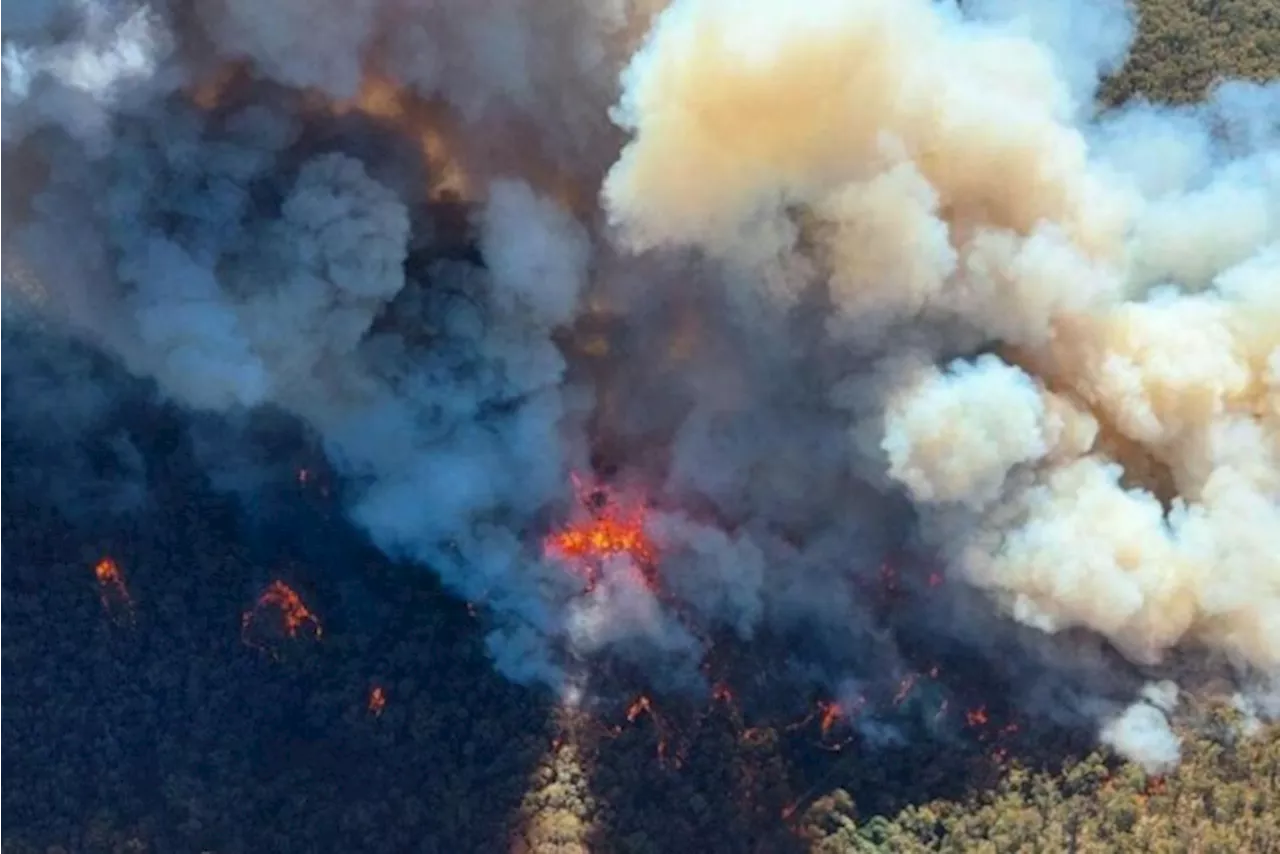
[3,0,1277,766]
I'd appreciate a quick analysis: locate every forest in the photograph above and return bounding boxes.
[3,0,1279,851]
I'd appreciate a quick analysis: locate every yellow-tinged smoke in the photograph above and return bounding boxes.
[603,0,1280,679]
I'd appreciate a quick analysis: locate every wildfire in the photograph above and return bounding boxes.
[1139,775,1168,803]
[543,474,657,593]
[607,694,676,766]
[867,555,947,600]
[783,697,859,753]
[325,76,473,202]
[819,701,843,736]
[626,695,654,722]
[241,580,323,656]
[93,557,134,623]
[368,686,387,717]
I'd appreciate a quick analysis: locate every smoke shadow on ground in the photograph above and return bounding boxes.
[0,334,555,852]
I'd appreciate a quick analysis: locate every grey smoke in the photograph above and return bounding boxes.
[3,0,1277,764]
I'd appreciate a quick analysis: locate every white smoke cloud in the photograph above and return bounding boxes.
[1101,696,1182,774]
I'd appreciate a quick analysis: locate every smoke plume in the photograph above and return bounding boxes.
[4,0,1277,767]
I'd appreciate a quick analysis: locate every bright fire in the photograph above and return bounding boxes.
[966,705,990,728]
[605,694,676,766]
[543,474,657,593]
[241,580,323,656]
[818,701,843,736]
[93,557,134,623]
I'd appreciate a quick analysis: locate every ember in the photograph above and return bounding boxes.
[712,683,736,704]
[368,686,387,717]
[93,557,134,623]
[626,695,654,723]
[819,701,843,737]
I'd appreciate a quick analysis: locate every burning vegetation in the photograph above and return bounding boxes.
[6,0,1279,846]
[241,581,323,657]
[543,473,658,594]
[93,557,134,624]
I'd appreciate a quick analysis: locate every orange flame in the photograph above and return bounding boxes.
[626,695,653,723]
[547,513,654,566]
[241,580,322,656]
[324,77,474,202]
[819,701,843,736]
[611,694,676,765]
[544,474,657,593]
[93,557,134,623]
[368,686,387,717]
[966,705,990,727]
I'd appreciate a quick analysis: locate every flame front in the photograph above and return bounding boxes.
[241,580,323,656]
[543,475,657,593]
[613,694,674,765]
[546,513,655,568]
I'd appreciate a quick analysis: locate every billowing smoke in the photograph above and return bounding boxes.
[4,0,1277,768]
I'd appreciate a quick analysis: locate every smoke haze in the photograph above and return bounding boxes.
[4,0,1277,769]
